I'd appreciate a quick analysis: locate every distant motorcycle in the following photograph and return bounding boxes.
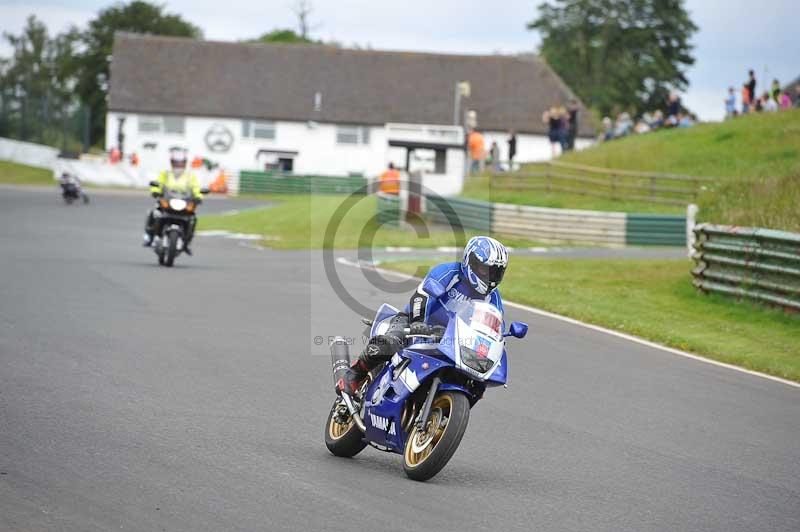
[148,184,208,267]
[60,177,89,205]
[325,277,528,481]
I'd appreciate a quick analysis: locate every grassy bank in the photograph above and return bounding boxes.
[200,194,544,249]
[463,110,800,231]
[0,160,53,186]
[386,257,800,382]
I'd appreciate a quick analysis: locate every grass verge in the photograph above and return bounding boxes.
[0,160,53,186]
[200,194,547,249]
[462,110,800,230]
[385,257,800,382]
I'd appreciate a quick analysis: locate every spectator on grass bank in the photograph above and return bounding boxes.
[677,113,695,128]
[614,112,633,137]
[566,99,579,151]
[651,110,665,128]
[747,69,757,104]
[489,141,501,171]
[763,92,778,112]
[780,91,792,110]
[667,91,681,120]
[771,79,781,103]
[725,87,736,118]
[543,107,562,157]
[467,129,485,174]
[378,162,400,194]
[507,130,517,167]
[795,86,800,108]
[634,114,651,134]
[741,83,752,113]
[601,117,614,141]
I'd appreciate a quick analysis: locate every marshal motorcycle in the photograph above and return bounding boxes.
[324,277,528,481]
[148,184,207,267]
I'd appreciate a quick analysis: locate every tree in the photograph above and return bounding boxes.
[528,0,697,116]
[292,0,317,40]
[75,1,202,145]
[251,29,317,44]
[0,15,81,143]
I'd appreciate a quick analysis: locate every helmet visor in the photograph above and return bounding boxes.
[468,254,505,287]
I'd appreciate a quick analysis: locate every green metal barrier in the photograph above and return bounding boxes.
[425,195,493,233]
[626,214,687,246]
[239,171,367,195]
[376,193,401,226]
[692,224,800,311]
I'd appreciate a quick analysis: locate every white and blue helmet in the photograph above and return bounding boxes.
[461,236,509,295]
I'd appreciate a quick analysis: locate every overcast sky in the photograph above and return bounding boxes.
[1,0,797,121]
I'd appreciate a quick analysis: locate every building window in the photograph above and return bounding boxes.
[138,115,161,133]
[138,115,185,135]
[337,125,370,145]
[163,116,185,135]
[242,120,276,140]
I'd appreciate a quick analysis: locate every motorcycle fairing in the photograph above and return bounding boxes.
[362,351,448,451]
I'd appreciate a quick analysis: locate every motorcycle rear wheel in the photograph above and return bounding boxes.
[325,398,366,458]
[402,391,470,481]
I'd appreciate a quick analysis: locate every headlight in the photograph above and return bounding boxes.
[169,198,187,211]
[459,346,494,373]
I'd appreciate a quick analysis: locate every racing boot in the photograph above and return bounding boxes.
[337,336,402,395]
[338,359,369,395]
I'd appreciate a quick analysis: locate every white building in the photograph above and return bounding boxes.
[106,33,594,195]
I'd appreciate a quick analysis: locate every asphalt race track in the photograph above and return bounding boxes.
[1,187,798,532]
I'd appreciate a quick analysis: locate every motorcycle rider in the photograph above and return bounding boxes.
[338,235,508,395]
[59,171,89,203]
[143,147,203,254]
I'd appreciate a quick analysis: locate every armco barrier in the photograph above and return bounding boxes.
[377,193,401,226]
[493,203,627,245]
[626,214,686,246]
[692,224,800,311]
[425,195,493,233]
[238,171,367,195]
[376,194,687,246]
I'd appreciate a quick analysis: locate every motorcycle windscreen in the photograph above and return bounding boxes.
[455,301,504,376]
[370,303,399,337]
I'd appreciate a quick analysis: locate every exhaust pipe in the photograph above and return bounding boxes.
[330,336,366,433]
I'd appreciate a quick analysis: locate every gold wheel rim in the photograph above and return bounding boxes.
[404,394,452,468]
[328,407,354,440]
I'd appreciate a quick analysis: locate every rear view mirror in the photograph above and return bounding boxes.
[423,278,446,299]
[506,322,528,339]
[200,188,210,195]
[149,180,158,187]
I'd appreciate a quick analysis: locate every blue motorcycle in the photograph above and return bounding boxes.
[325,278,528,481]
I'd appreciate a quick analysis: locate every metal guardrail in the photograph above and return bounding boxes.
[692,224,800,311]
[238,171,367,195]
[425,195,493,233]
[489,161,715,206]
[376,193,687,247]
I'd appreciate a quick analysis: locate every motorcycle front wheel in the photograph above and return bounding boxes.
[324,398,367,458]
[164,231,178,267]
[403,391,470,481]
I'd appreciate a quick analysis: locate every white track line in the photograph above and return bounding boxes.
[336,256,799,390]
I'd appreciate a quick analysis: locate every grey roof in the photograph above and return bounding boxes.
[109,33,594,137]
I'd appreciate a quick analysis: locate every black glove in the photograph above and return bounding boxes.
[430,325,446,337]
[194,197,203,205]
[409,322,431,336]
[151,192,160,198]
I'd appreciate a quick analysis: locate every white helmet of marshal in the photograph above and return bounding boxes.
[461,236,509,295]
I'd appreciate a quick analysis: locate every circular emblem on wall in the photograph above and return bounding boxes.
[204,123,234,153]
